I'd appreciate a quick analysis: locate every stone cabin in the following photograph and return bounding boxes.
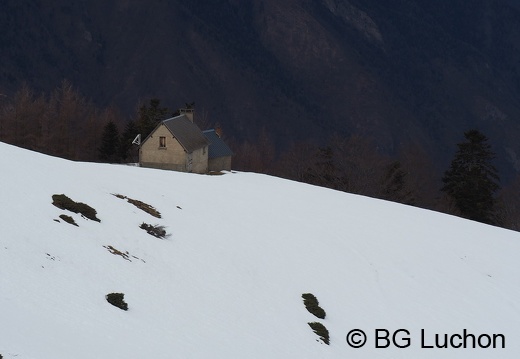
[139,109,233,173]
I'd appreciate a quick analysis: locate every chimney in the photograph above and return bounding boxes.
[215,123,223,138]
[179,107,194,123]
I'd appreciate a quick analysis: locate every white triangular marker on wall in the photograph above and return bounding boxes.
[132,134,141,146]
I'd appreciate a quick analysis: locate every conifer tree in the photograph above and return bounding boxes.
[118,120,139,162]
[98,120,120,162]
[442,129,500,224]
[380,161,415,205]
[136,98,170,140]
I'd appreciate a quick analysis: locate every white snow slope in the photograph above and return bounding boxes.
[1,142,520,359]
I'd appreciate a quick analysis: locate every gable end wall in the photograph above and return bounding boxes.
[140,124,187,171]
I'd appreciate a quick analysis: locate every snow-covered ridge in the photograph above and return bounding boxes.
[1,142,519,359]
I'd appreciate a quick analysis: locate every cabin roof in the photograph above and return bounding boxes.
[161,115,210,152]
[203,129,234,159]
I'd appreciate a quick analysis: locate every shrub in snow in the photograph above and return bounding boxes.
[59,214,78,226]
[302,293,326,319]
[106,293,128,311]
[104,245,131,261]
[52,194,100,222]
[140,222,168,238]
[113,194,162,218]
[308,322,329,345]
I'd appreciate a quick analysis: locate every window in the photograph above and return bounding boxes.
[159,136,166,148]
[203,146,206,155]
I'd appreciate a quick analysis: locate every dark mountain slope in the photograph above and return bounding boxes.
[1,0,520,178]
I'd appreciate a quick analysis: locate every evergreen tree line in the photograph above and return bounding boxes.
[1,82,519,231]
[231,129,520,231]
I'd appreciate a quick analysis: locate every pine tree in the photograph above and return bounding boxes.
[98,121,120,162]
[136,98,170,140]
[118,120,139,162]
[380,161,415,205]
[442,129,500,224]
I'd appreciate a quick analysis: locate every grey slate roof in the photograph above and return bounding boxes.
[203,129,234,159]
[162,115,210,152]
